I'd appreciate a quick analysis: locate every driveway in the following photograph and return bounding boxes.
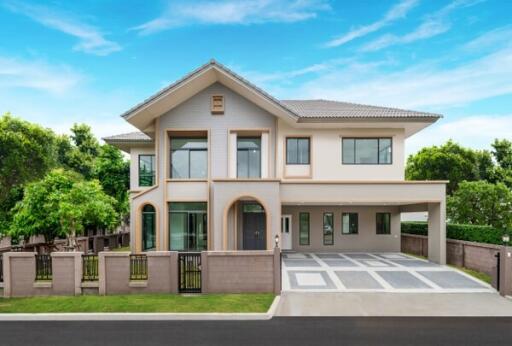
[282,252,494,293]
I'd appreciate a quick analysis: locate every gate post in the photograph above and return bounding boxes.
[499,246,512,296]
[201,251,208,293]
[273,247,281,294]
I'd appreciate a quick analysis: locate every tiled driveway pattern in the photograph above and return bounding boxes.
[282,252,494,293]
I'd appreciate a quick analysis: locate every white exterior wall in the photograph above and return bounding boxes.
[277,120,405,181]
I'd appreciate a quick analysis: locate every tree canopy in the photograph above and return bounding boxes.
[10,169,119,244]
[0,113,129,240]
[447,181,512,230]
[406,140,493,194]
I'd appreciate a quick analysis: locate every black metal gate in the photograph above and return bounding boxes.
[178,252,201,293]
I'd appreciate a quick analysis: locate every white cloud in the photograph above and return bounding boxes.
[290,44,512,109]
[132,0,330,35]
[0,56,82,94]
[361,0,483,52]
[406,115,512,155]
[463,25,512,52]
[3,0,121,55]
[324,0,418,48]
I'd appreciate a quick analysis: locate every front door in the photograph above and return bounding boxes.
[242,205,266,250]
[281,215,292,250]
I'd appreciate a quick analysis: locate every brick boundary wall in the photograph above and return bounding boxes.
[2,249,280,297]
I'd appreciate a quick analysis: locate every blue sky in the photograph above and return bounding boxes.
[1,0,511,155]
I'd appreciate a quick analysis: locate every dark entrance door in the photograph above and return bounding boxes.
[242,205,266,250]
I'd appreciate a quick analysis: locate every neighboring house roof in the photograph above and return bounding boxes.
[280,99,441,120]
[103,132,152,143]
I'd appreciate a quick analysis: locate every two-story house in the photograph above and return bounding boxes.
[105,60,447,264]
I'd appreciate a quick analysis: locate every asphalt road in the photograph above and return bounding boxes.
[1,317,511,346]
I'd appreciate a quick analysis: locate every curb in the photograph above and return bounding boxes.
[0,296,281,321]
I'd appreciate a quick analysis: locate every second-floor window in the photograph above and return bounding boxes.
[342,138,392,165]
[237,137,261,178]
[171,138,207,179]
[286,137,310,165]
[139,155,155,186]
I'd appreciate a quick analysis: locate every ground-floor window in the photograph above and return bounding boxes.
[342,213,358,234]
[376,212,391,234]
[169,202,207,251]
[323,212,334,245]
[142,204,156,251]
[299,212,310,245]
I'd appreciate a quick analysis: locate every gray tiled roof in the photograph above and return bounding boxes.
[103,132,152,142]
[280,99,441,119]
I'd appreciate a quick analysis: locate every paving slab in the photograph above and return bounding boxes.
[418,271,487,289]
[375,271,432,289]
[321,259,359,267]
[335,271,383,289]
[288,271,336,290]
[283,259,321,267]
[390,259,440,267]
[275,292,512,316]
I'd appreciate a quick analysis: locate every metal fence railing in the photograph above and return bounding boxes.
[0,255,3,283]
[129,254,147,281]
[82,255,99,281]
[35,254,52,281]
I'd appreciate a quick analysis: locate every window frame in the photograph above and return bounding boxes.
[323,212,334,246]
[236,136,262,178]
[341,137,393,165]
[168,202,208,251]
[376,212,392,235]
[141,204,156,251]
[170,137,208,179]
[342,212,359,235]
[299,212,310,246]
[286,137,311,165]
[138,154,155,187]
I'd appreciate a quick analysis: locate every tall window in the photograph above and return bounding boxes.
[323,212,334,245]
[342,213,358,234]
[376,213,391,235]
[171,138,207,179]
[142,204,156,251]
[237,137,261,178]
[169,202,207,251]
[342,138,392,164]
[139,155,155,186]
[299,212,310,245]
[286,138,310,164]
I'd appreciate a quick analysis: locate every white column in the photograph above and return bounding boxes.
[228,132,237,178]
[428,201,446,264]
[261,132,269,178]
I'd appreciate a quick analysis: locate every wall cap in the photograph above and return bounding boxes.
[146,251,177,257]
[51,252,83,258]
[3,252,35,258]
[129,281,148,288]
[205,250,274,256]
[81,281,99,288]
[99,252,130,257]
[33,281,52,288]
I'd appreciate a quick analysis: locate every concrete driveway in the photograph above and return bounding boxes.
[282,252,494,293]
[278,252,512,316]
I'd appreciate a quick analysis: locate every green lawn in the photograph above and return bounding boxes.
[0,294,275,313]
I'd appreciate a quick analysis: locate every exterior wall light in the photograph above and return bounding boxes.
[502,234,510,246]
[275,234,279,248]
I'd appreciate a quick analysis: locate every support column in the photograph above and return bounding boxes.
[51,252,82,295]
[428,201,446,264]
[499,246,512,296]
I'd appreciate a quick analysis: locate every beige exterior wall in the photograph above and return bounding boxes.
[277,120,405,181]
[282,205,401,252]
[129,146,156,191]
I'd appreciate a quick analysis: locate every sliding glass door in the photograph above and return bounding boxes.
[169,202,207,251]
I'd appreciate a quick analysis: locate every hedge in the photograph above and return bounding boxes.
[401,222,509,246]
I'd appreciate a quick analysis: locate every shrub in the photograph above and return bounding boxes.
[401,221,509,245]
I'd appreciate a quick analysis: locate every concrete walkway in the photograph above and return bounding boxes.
[276,292,512,316]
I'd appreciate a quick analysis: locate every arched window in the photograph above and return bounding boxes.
[142,204,156,251]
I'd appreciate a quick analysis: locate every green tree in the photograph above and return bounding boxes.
[94,144,130,214]
[0,114,59,234]
[490,139,512,189]
[447,181,512,230]
[10,169,119,246]
[406,140,493,194]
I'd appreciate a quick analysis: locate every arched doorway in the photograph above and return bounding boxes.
[224,197,268,250]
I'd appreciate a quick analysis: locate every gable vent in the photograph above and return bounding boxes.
[211,95,224,115]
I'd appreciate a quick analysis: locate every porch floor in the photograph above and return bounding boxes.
[282,252,494,293]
